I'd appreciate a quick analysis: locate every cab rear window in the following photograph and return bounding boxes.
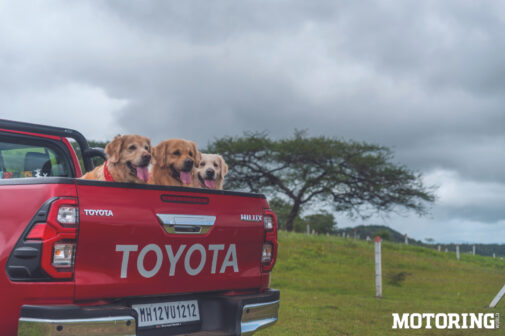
[0,139,72,179]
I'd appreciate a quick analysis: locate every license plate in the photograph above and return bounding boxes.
[132,300,200,328]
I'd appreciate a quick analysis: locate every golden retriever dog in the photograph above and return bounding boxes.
[148,139,201,187]
[195,153,228,190]
[81,134,151,183]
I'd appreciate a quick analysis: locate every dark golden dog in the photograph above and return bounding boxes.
[195,153,228,190]
[148,139,201,187]
[81,134,151,183]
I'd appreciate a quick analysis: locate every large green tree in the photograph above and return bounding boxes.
[207,131,435,231]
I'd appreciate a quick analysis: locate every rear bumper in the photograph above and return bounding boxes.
[18,289,280,336]
[18,305,136,336]
[240,299,279,335]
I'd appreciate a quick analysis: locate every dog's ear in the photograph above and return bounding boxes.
[219,155,228,177]
[152,142,168,167]
[146,138,152,153]
[105,135,123,163]
[191,141,202,167]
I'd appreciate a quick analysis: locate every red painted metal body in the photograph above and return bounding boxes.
[61,136,83,177]
[0,123,278,335]
[0,183,77,335]
[74,182,270,300]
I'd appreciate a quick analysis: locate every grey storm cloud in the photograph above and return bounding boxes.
[1,0,505,241]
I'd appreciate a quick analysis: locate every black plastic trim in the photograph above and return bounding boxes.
[20,304,133,320]
[0,119,95,172]
[5,197,64,282]
[83,147,106,161]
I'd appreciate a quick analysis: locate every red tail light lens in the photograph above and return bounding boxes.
[26,223,57,240]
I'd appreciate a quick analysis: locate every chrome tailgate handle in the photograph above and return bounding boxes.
[156,214,216,234]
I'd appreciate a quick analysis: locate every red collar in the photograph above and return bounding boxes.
[103,161,114,182]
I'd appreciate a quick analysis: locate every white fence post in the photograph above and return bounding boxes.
[437,245,441,252]
[489,284,505,308]
[472,245,476,255]
[375,236,382,298]
[493,253,496,259]
[306,223,310,235]
[404,234,408,245]
[456,244,460,260]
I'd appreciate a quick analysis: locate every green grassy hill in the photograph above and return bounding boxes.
[336,225,426,246]
[258,231,505,336]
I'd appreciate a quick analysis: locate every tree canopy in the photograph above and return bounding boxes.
[207,131,435,231]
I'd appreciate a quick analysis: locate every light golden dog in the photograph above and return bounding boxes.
[81,134,151,183]
[195,153,228,190]
[148,139,201,187]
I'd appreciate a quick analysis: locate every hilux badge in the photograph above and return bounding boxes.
[240,214,262,222]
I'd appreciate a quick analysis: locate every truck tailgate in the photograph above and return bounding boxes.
[74,180,269,301]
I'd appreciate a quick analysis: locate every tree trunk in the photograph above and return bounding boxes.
[285,200,301,232]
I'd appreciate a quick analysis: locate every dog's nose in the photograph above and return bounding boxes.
[206,169,215,179]
[183,159,194,171]
[141,154,151,165]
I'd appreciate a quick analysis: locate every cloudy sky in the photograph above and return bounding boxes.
[2,0,505,243]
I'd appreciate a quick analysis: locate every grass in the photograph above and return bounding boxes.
[257,231,505,335]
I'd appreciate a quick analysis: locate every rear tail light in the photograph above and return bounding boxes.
[264,215,274,231]
[261,243,273,263]
[52,242,76,268]
[25,198,79,279]
[6,197,79,281]
[57,206,78,226]
[262,209,278,272]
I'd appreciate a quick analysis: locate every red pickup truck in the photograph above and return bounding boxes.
[0,119,279,336]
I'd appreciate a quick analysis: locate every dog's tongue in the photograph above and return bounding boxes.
[136,166,149,182]
[204,179,216,189]
[180,171,192,185]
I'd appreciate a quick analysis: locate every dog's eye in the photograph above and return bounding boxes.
[200,162,205,167]
[189,152,193,157]
[129,145,137,151]
[173,150,181,156]
[145,146,149,150]
[213,162,218,168]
